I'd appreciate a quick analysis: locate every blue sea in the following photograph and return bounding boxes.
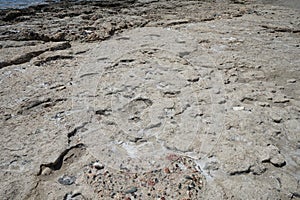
[0,0,56,9]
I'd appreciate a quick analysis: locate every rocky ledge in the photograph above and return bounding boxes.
[0,0,299,199]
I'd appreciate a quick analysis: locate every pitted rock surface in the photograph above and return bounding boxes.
[0,0,299,199]
[71,27,225,173]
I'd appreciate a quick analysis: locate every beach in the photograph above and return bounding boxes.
[0,0,300,199]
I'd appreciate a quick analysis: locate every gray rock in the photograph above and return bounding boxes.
[58,175,76,185]
[270,112,282,123]
[287,79,296,83]
[125,186,138,194]
[270,155,286,167]
[1,1,299,199]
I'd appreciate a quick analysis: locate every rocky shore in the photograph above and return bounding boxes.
[0,0,299,199]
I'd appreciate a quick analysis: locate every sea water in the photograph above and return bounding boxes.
[0,0,52,9]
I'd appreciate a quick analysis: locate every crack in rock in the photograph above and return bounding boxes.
[0,42,71,68]
[261,25,300,33]
[34,55,73,66]
[67,122,89,144]
[229,166,251,176]
[37,143,85,176]
[95,108,112,116]
[18,98,67,114]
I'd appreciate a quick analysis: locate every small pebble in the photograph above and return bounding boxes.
[270,155,286,167]
[164,167,170,174]
[233,106,244,111]
[93,162,104,170]
[58,175,76,185]
[125,187,138,194]
[271,113,282,123]
[287,79,296,83]
[41,167,52,176]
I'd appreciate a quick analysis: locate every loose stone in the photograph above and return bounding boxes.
[125,187,138,194]
[58,175,76,185]
[233,106,245,111]
[93,162,104,170]
[287,79,296,83]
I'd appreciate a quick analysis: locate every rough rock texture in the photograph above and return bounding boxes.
[0,0,299,199]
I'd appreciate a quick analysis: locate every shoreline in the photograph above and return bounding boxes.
[1,0,300,199]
